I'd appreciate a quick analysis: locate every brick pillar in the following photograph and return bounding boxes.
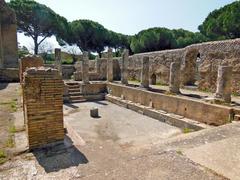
[107,48,113,82]
[23,67,64,150]
[0,23,3,68]
[19,56,44,84]
[215,65,232,103]
[55,48,62,76]
[121,49,129,85]
[140,56,150,88]
[169,62,181,94]
[82,51,89,84]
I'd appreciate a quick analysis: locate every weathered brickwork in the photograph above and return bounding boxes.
[19,56,44,84]
[23,67,64,150]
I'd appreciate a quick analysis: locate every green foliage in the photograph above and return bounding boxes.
[66,19,109,55]
[130,28,208,53]
[199,1,240,40]
[40,53,54,64]
[18,45,30,59]
[130,27,175,53]
[172,29,208,48]
[9,0,68,54]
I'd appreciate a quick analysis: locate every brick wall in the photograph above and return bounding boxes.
[23,67,64,150]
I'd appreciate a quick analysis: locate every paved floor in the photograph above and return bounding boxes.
[64,101,182,148]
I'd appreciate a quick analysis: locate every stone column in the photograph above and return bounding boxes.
[140,56,150,88]
[95,55,100,74]
[54,48,62,76]
[82,51,90,84]
[121,49,129,85]
[169,62,181,94]
[107,48,114,82]
[0,23,3,68]
[215,65,232,103]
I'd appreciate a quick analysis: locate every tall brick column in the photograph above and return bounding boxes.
[0,23,3,68]
[82,51,90,84]
[55,48,62,76]
[215,65,232,103]
[23,67,64,150]
[140,56,150,88]
[107,48,113,82]
[121,49,129,85]
[169,62,181,94]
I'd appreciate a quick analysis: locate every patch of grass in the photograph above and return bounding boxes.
[5,136,14,148]
[0,150,7,164]
[129,79,140,83]
[0,99,17,112]
[9,125,16,134]
[164,91,176,96]
[183,128,194,134]
[176,150,183,155]
[156,81,168,86]
[232,92,240,97]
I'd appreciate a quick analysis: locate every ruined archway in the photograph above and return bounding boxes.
[181,48,200,85]
[150,73,157,85]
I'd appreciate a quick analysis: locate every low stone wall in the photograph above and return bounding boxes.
[45,64,75,79]
[107,83,234,126]
[23,67,64,150]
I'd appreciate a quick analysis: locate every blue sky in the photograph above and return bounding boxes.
[13,0,236,51]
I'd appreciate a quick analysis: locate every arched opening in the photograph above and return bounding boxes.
[150,74,156,85]
[182,49,200,86]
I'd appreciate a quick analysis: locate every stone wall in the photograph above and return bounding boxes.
[107,83,235,126]
[23,67,64,150]
[0,0,18,68]
[125,38,240,94]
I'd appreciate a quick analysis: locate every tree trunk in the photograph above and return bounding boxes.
[98,51,101,58]
[33,37,39,55]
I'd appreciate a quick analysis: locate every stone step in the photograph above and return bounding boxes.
[69,99,87,103]
[66,82,79,86]
[69,96,85,101]
[68,89,80,93]
[69,92,82,96]
[67,85,80,88]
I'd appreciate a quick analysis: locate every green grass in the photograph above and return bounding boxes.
[156,82,168,86]
[0,99,17,112]
[176,150,183,155]
[0,150,7,164]
[5,136,14,148]
[9,125,16,134]
[183,128,194,134]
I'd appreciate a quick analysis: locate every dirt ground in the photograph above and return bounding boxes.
[0,83,20,164]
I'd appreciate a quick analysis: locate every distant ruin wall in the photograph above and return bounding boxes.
[126,38,240,94]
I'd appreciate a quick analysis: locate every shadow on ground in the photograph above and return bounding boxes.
[64,103,79,109]
[0,82,8,90]
[33,135,88,173]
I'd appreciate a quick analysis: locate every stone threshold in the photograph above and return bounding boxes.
[106,94,211,131]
